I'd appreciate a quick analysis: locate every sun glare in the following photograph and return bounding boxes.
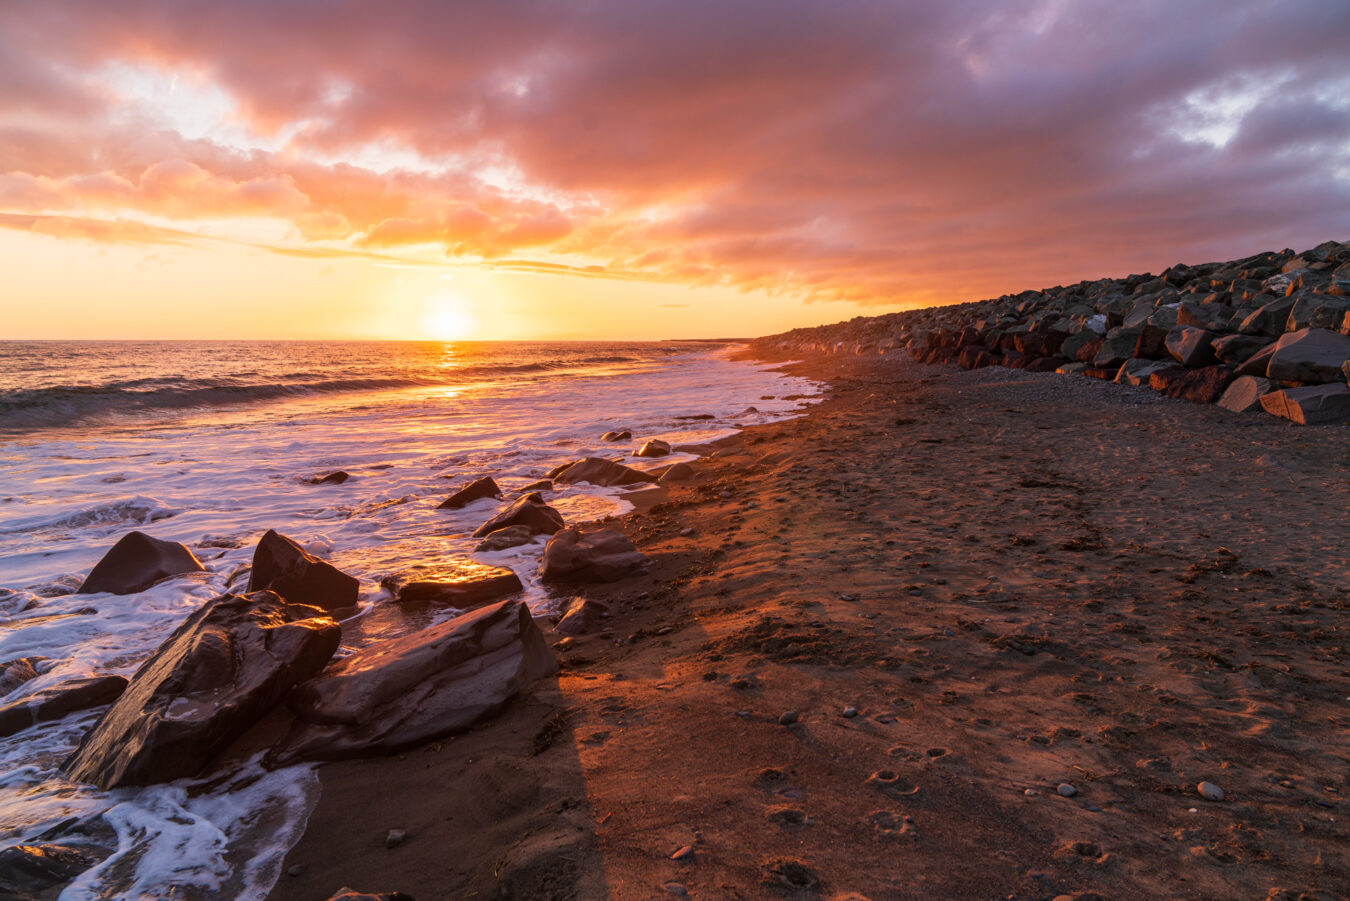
[422,296,476,340]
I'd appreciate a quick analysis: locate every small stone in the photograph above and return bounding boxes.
[840,594,857,601]
[736,710,752,718]
[287,865,304,877]
[1058,783,1078,797]
[777,711,800,726]
[663,883,688,896]
[670,845,694,860]
[1024,789,1038,797]
[385,828,407,849]
[1197,781,1225,802]
[679,528,694,537]
[842,705,859,718]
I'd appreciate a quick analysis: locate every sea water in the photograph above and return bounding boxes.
[0,340,820,899]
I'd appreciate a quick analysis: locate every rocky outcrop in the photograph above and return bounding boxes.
[266,599,556,765]
[62,592,340,789]
[247,530,360,612]
[437,475,501,510]
[78,531,205,595]
[0,675,128,738]
[553,457,657,487]
[380,561,522,607]
[539,528,648,583]
[470,493,565,538]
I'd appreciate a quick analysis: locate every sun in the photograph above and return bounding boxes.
[422,295,476,340]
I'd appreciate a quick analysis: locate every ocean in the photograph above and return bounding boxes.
[0,340,821,899]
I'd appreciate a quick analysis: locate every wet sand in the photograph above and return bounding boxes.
[272,352,1350,901]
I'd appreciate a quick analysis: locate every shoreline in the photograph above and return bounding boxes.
[272,349,1350,900]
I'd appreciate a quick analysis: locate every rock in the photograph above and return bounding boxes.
[267,599,557,765]
[1286,292,1350,331]
[1148,366,1238,404]
[1059,331,1097,361]
[1091,326,1144,369]
[1165,327,1218,368]
[0,657,47,696]
[777,711,799,725]
[474,525,538,552]
[555,596,609,636]
[658,462,695,483]
[1217,376,1276,413]
[1114,358,1174,387]
[1175,300,1233,331]
[0,675,129,738]
[544,461,579,479]
[553,457,657,487]
[1132,324,1170,359]
[1197,781,1225,802]
[633,439,671,458]
[323,890,416,901]
[437,476,501,510]
[842,705,859,718]
[1264,328,1350,383]
[385,828,407,849]
[1260,383,1350,425]
[1211,333,1273,364]
[380,561,522,607]
[517,479,552,493]
[539,528,648,583]
[1075,336,1106,364]
[62,592,340,789]
[247,530,360,613]
[1057,783,1078,797]
[1236,341,1279,377]
[78,531,206,596]
[470,494,565,538]
[1238,295,1297,337]
[307,470,350,485]
[601,430,632,442]
[0,843,107,900]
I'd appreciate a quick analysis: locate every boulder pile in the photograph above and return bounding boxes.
[753,240,1350,426]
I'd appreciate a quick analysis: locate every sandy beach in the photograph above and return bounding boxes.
[269,350,1350,901]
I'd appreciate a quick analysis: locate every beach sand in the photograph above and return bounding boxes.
[270,351,1350,901]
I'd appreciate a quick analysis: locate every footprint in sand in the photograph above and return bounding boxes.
[866,770,921,797]
[868,810,918,840]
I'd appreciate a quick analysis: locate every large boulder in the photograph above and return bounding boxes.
[380,561,522,607]
[553,457,656,487]
[247,530,360,612]
[1115,358,1175,387]
[1286,292,1350,332]
[62,592,340,789]
[1165,327,1218,368]
[1236,341,1279,378]
[1132,324,1170,359]
[539,528,648,583]
[0,676,128,738]
[1176,300,1233,331]
[1238,296,1297,337]
[1264,328,1350,383]
[1212,334,1274,365]
[267,599,556,765]
[1092,326,1145,369]
[1148,366,1238,404]
[1260,383,1350,425]
[437,476,501,510]
[1217,376,1276,413]
[78,531,205,596]
[470,493,565,538]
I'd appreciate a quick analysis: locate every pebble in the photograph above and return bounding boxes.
[663,883,688,896]
[1057,783,1077,798]
[840,594,857,601]
[679,528,694,537]
[670,845,695,860]
[1024,789,1038,797]
[777,710,800,726]
[842,705,859,718]
[736,710,752,718]
[385,828,407,849]
[1198,781,1225,802]
[286,865,304,877]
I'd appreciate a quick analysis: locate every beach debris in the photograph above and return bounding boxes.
[552,456,656,487]
[380,561,522,607]
[555,596,610,636]
[471,493,565,538]
[662,882,688,895]
[247,529,360,612]
[266,599,557,765]
[0,675,128,738]
[437,475,501,510]
[1197,781,1225,802]
[474,525,538,552]
[78,531,206,596]
[62,591,340,789]
[601,429,632,441]
[539,528,648,583]
[306,470,350,485]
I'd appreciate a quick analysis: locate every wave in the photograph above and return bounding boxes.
[0,496,181,535]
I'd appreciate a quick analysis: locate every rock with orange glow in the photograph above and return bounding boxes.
[380,561,522,607]
[555,596,609,636]
[553,457,657,487]
[437,475,501,510]
[0,842,109,899]
[658,462,696,483]
[0,675,128,738]
[0,657,47,696]
[62,591,340,789]
[539,528,648,584]
[247,529,360,612]
[78,531,206,596]
[601,429,632,441]
[470,493,565,538]
[633,439,671,458]
[266,599,556,765]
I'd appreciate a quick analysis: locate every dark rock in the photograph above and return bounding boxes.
[267,599,556,765]
[437,476,501,510]
[0,657,47,696]
[1217,376,1276,413]
[544,461,579,479]
[79,531,206,596]
[0,675,128,738]
[62,592,340,789]
[1264,328,1350,383]
[957,345,995,369]
[600,430,632,442]
[1212,334,1274,364]
[1238,296,1297,337]
[1132,324,1170,359]
[470,494,565,539]
[1023,356,1066,373]
[553,457,657,487]
[658,462,696,484]
[1260,383,1350,425]
[540,528,648,583]
[1175,300,1233,331]
[555,596,610,636]
[0,843,106,900]
[1093,327,1144,368]
[517,479,552,493]
[1286,292,1350,331]
[1076,337,1106,365]
[380,561,522,607]
[247,530,360,613]
[1165,326,1218,368]
[1149,365,1237,404]
[1236,341,1279,378]
[633,439,671,458]
[307,471,350,485]
[1115,358,1174,387]
[474,525,538,552]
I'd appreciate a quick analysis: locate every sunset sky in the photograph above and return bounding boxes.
[3,0,1348,340]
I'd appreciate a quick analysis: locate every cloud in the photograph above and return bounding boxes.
[0,0,1348,308]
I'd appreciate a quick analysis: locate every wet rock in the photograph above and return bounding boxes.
[601,429,632,442]
[247,530,359,612]
[470,494,565,538]
[307,470,350,485]
[539,528,648,583]
[1217,376,1276,413]
[555,597,610,636]
[517,479,552,493]
[1260,383,1350,425]
[474,525,538,552]
[62,592,340,789]
[380,561,522,607]
[633,439,672,458]
[0,843,107,900]
[1264,327,1350,383]
[1212,333,1274,364]
[1165,327,1218,368]
[267,599,557,765]
[0,657,47,696]
[78,531,206,596]
[544,460,579,479]
[0,675,128,738]
[437,476,501,510]
[658,462,695,483]
[553,457,657,487]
